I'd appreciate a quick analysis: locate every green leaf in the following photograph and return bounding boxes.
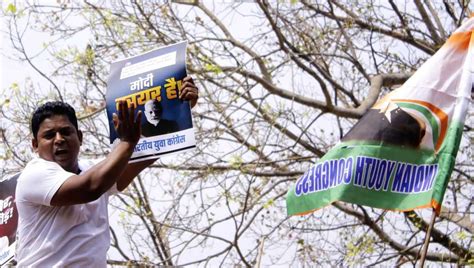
[204,63,222,74]
[263,199,274,209]
[6,3,17,14]
[10,82,19,92]
[1,99,10,107]
[456,231,468,240]
[229,155,243,169]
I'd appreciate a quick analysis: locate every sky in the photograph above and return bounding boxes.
[2,2,471,266]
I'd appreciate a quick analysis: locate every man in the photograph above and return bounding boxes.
[141,99,179,137]
[15,77,198,266]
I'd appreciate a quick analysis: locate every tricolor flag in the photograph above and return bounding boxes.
[286,17,473,216]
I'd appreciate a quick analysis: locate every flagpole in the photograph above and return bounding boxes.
[418,209,437,268]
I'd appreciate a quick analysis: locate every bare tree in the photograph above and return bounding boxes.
[1,1,472,266]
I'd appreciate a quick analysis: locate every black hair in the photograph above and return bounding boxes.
[31,101,78,139]
[148,99,163,116]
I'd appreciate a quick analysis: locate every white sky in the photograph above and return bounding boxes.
[2,2,471,267]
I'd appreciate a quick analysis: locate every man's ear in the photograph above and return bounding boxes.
[32,138,38,152]
[78,130,83,145]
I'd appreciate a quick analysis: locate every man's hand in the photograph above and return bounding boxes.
[180,76,199,108]
[112,101,142,144]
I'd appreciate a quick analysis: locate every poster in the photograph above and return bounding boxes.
[105,41,196,162]
[0,173,20,266]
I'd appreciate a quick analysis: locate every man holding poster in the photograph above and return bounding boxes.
[15,76,198,265]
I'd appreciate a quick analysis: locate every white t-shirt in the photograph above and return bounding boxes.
[15,158,117,267]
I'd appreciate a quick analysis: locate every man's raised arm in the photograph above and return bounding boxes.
[51,101,141,206]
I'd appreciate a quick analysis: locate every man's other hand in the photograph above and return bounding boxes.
[180,76,199,108]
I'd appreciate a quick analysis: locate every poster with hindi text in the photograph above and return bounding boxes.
[105,42,196,163]
[0,173,20,266]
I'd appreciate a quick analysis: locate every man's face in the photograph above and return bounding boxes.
[32,114,82,173]
[144,101,162,125]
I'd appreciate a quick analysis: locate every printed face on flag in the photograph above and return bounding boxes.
[286,17,474,216]
[342,91,448,152]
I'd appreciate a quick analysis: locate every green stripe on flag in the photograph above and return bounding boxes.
[287,142,439,215]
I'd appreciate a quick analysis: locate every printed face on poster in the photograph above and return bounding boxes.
[105,42,196,162]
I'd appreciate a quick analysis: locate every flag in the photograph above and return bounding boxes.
[286,17,474,216]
